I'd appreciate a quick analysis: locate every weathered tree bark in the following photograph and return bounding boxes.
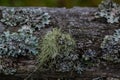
[0,7,120,80]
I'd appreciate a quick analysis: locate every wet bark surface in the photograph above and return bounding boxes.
[0,7,120,80]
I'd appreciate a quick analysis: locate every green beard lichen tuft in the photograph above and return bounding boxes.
[38,28,76,65]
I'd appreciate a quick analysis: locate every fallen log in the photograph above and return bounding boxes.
[0,7,120,80]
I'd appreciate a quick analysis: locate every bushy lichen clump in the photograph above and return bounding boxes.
[0,8,50,30]
[39,28,76,64]
[0,25,39,57]
[38,28,83,74]
[101,29,120,62]
[96,0,120,23]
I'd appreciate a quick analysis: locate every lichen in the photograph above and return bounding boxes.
[0,25,39,57]
[0,25,39,75]
[53,53,83,74]
[38,28,84,74]
[38,28,76,65]
[95,0,120,23]
[101,29,120,62]
[0,8,50,75]
[0,56,16,75]
[81,49,98,68]
[0,8,50,30]
[40,52,83,74]
[82,49,96,61]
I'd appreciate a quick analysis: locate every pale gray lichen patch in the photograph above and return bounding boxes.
[101,29,120,62]
[0,25,39,57]
[0,8,50,31]
[95,0,120,23]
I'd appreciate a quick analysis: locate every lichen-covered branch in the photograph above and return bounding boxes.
[0,7,120,80]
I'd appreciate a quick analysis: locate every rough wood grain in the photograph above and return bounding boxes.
[0,7,120,80]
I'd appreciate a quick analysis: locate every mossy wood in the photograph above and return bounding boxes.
[0,7,120,80]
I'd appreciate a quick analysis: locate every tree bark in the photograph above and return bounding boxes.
[0,7,120,80]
